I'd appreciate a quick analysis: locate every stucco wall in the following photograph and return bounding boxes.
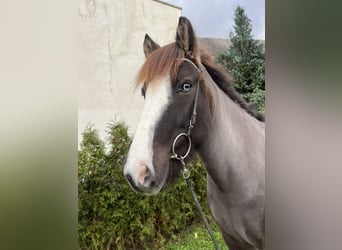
[78,0,181,144]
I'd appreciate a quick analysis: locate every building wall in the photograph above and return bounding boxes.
[78,0,181,144]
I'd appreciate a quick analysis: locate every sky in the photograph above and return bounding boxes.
[163,0,265,40]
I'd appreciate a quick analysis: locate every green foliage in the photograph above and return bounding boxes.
[78,121,211,249]
[217,5,265,111]
[106,120,131,166]
[164,223,228,250]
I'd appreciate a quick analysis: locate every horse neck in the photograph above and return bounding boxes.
[197,69,265,190]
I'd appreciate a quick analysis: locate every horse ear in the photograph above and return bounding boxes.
[176,16,198,59]
[143,34,160,58]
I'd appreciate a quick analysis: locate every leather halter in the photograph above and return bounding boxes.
[170,58,202,163]
[169,58,220,250]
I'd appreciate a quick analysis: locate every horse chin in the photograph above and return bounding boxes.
[140,187,162,196]
[143,160,182,194]
[131,157,186,195]
[138,163,171,196]
[129,180,163,196]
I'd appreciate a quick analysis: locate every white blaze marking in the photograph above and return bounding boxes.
[124,76,172,186]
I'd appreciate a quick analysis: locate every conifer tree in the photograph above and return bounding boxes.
[217,6,265,111]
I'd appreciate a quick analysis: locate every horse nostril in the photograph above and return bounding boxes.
[143,173,154,187]
[137,164,152,187]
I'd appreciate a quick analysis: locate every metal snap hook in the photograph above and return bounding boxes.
[182,168,190,179]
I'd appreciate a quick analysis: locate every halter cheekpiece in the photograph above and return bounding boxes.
[170,58,202,162]
[169,58,220,250]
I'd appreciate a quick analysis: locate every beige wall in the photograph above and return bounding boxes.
[78,0,181,145]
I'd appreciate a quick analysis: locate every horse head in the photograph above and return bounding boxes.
[124,17,212,195]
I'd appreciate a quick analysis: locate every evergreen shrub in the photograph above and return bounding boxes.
[78,121,209,249]
[217,5,265,112]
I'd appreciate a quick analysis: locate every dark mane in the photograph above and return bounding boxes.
[200,48,265,122]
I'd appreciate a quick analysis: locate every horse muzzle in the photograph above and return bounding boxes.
[124,163,160,195]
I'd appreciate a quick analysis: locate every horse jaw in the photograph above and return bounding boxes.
[124,76,172,195]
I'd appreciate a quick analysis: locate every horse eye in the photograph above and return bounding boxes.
[180,82,192,92]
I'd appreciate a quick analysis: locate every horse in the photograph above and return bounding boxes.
[123,16,265,250]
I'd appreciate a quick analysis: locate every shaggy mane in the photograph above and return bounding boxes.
[200,49,265,122]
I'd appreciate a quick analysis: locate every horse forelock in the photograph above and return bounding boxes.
[135,43,185,88]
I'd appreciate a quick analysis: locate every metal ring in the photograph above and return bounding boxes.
[171,133,191,160]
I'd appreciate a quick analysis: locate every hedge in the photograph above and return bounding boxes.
[78,121,210,249]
